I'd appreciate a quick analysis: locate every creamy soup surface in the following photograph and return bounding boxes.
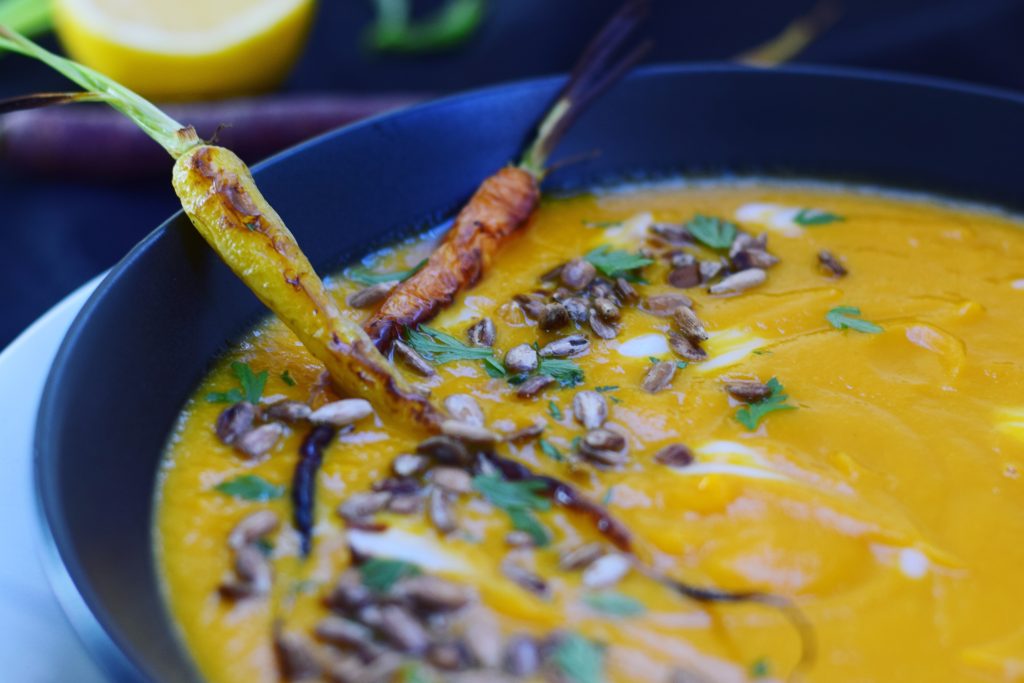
[156,180,1024,683]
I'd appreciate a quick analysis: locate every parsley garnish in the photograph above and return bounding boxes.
[254,537,274,557]
[826,306,883,334]
[553,632,605,683]
[404,326,505,377]
[594,385,619,393]
[281,370,296,386]
[359,558,422,593]
[473,474,551,547]
[601,486,615,505]
[348,258,427,285]
[538,358,584,388]
[548,401,563,420]
[539,438,565,462]
[584,591,645,617]
[750,657,771,678]
[584,245,653,281]
[736,377,796,430]
[398,662,436,683]
[214,474,285,501]
[752,348,772,356]
[685,214,737,250]
[793,208,844,226]
[206,361,267,404]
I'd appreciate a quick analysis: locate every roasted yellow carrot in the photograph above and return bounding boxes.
[0,26,444,431]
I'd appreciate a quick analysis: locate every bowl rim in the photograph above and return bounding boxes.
[32,60,1024,681]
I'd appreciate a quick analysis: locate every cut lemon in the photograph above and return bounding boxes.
[52,0,315,100]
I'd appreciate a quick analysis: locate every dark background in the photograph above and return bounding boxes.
[1,0,1023,347]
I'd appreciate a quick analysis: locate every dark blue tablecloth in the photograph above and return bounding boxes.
[2,0,1023,347]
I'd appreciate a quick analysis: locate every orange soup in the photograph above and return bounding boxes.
[156,180,1024,683]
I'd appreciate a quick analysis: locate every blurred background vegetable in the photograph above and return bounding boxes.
[3,0,1024,351]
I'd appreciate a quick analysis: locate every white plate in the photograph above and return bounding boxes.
[0,276,106,682]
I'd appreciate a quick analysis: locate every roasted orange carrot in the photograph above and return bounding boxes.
[364,0,650,350]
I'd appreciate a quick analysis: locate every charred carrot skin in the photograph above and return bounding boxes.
[173,145,444,432]
[364,166,539,350]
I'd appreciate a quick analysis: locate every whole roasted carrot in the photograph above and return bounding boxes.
[364,0,650,350]
[0,26,444,432]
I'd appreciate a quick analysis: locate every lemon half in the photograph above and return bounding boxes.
[53,0,316,100]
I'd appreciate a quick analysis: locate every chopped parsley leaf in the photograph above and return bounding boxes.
[793,208,844,226]
[548,401,563,420]
[214,474,285,501]
[539,438,564,462]
[736,377,796,430]
[538,358,584,388]
[553,632,605,683]
[685,214,738,250]
[206,361,267,404]
[474,473,552,548]
[404,326,505,377]
[750,657,771,678]
[281,370,296,386]
[584,245,653,281]
[826,305,883,334]
[359,558,422,593]
[584,590,645,617]
[594,385,619,393]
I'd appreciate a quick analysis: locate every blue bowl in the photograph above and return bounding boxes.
[34,64,1024,681]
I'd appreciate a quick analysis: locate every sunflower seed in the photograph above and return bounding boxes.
[708,268,766,295]
[505,636,541,676]
[614,277,639,304]
[514,293,547,321]
[216,401,257,445]
[673,306,709,342]
[539,334,590,358]
[581,553,631,588]
[818,250,847,277]
[326,570,373,612]
[699,259,727,282]
[668,263,702,289]
[466,318,497,347]
[562,296,590,323]
[559,542,605,570]
[642,361,676,393]
[431,467,473,494]
[387,494,422,514]
[503,421,546,443]
[310,399,373,427]
[228,510,280,550]
[346,282,395,308]
[579,428,628,466]
[315,617,382,659]
[429,489,457,534]
[588,309,619,339]
[669,667,713,683]
[428,641,469,671]
[593,297,621,321]
[378,604,429,654]
[416,435,471,465]
[263,399,312,423]
[587,278,617,300]
[504,344,539,373]
[505,531,535,548]
[540,303,570,331]
[231,544,273,595]
[501,558,549,597]
[729,232,767,257]
[236,423,284,459]
[392,453,427,477]
[460,607,503,668]
[560,258,597,290]
[393,339,437,377]
[642,293,693,316]
[573,390,608,430]
[650,223,693,244]
[724,379,772,403]
[338,492,392,522]
[734,248,780,271]
[669,332,708,362]
[515,374,555,399]
[394,574,474,612]
[275,630,323,681]
[669,251,698,268]
[654,443,695,468]
[441,419,498,445]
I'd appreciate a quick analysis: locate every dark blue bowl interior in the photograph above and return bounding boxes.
[35,64,1024,682]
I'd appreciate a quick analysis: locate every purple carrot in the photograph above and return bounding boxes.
[0,92,425,178]
[292,425,336,558]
